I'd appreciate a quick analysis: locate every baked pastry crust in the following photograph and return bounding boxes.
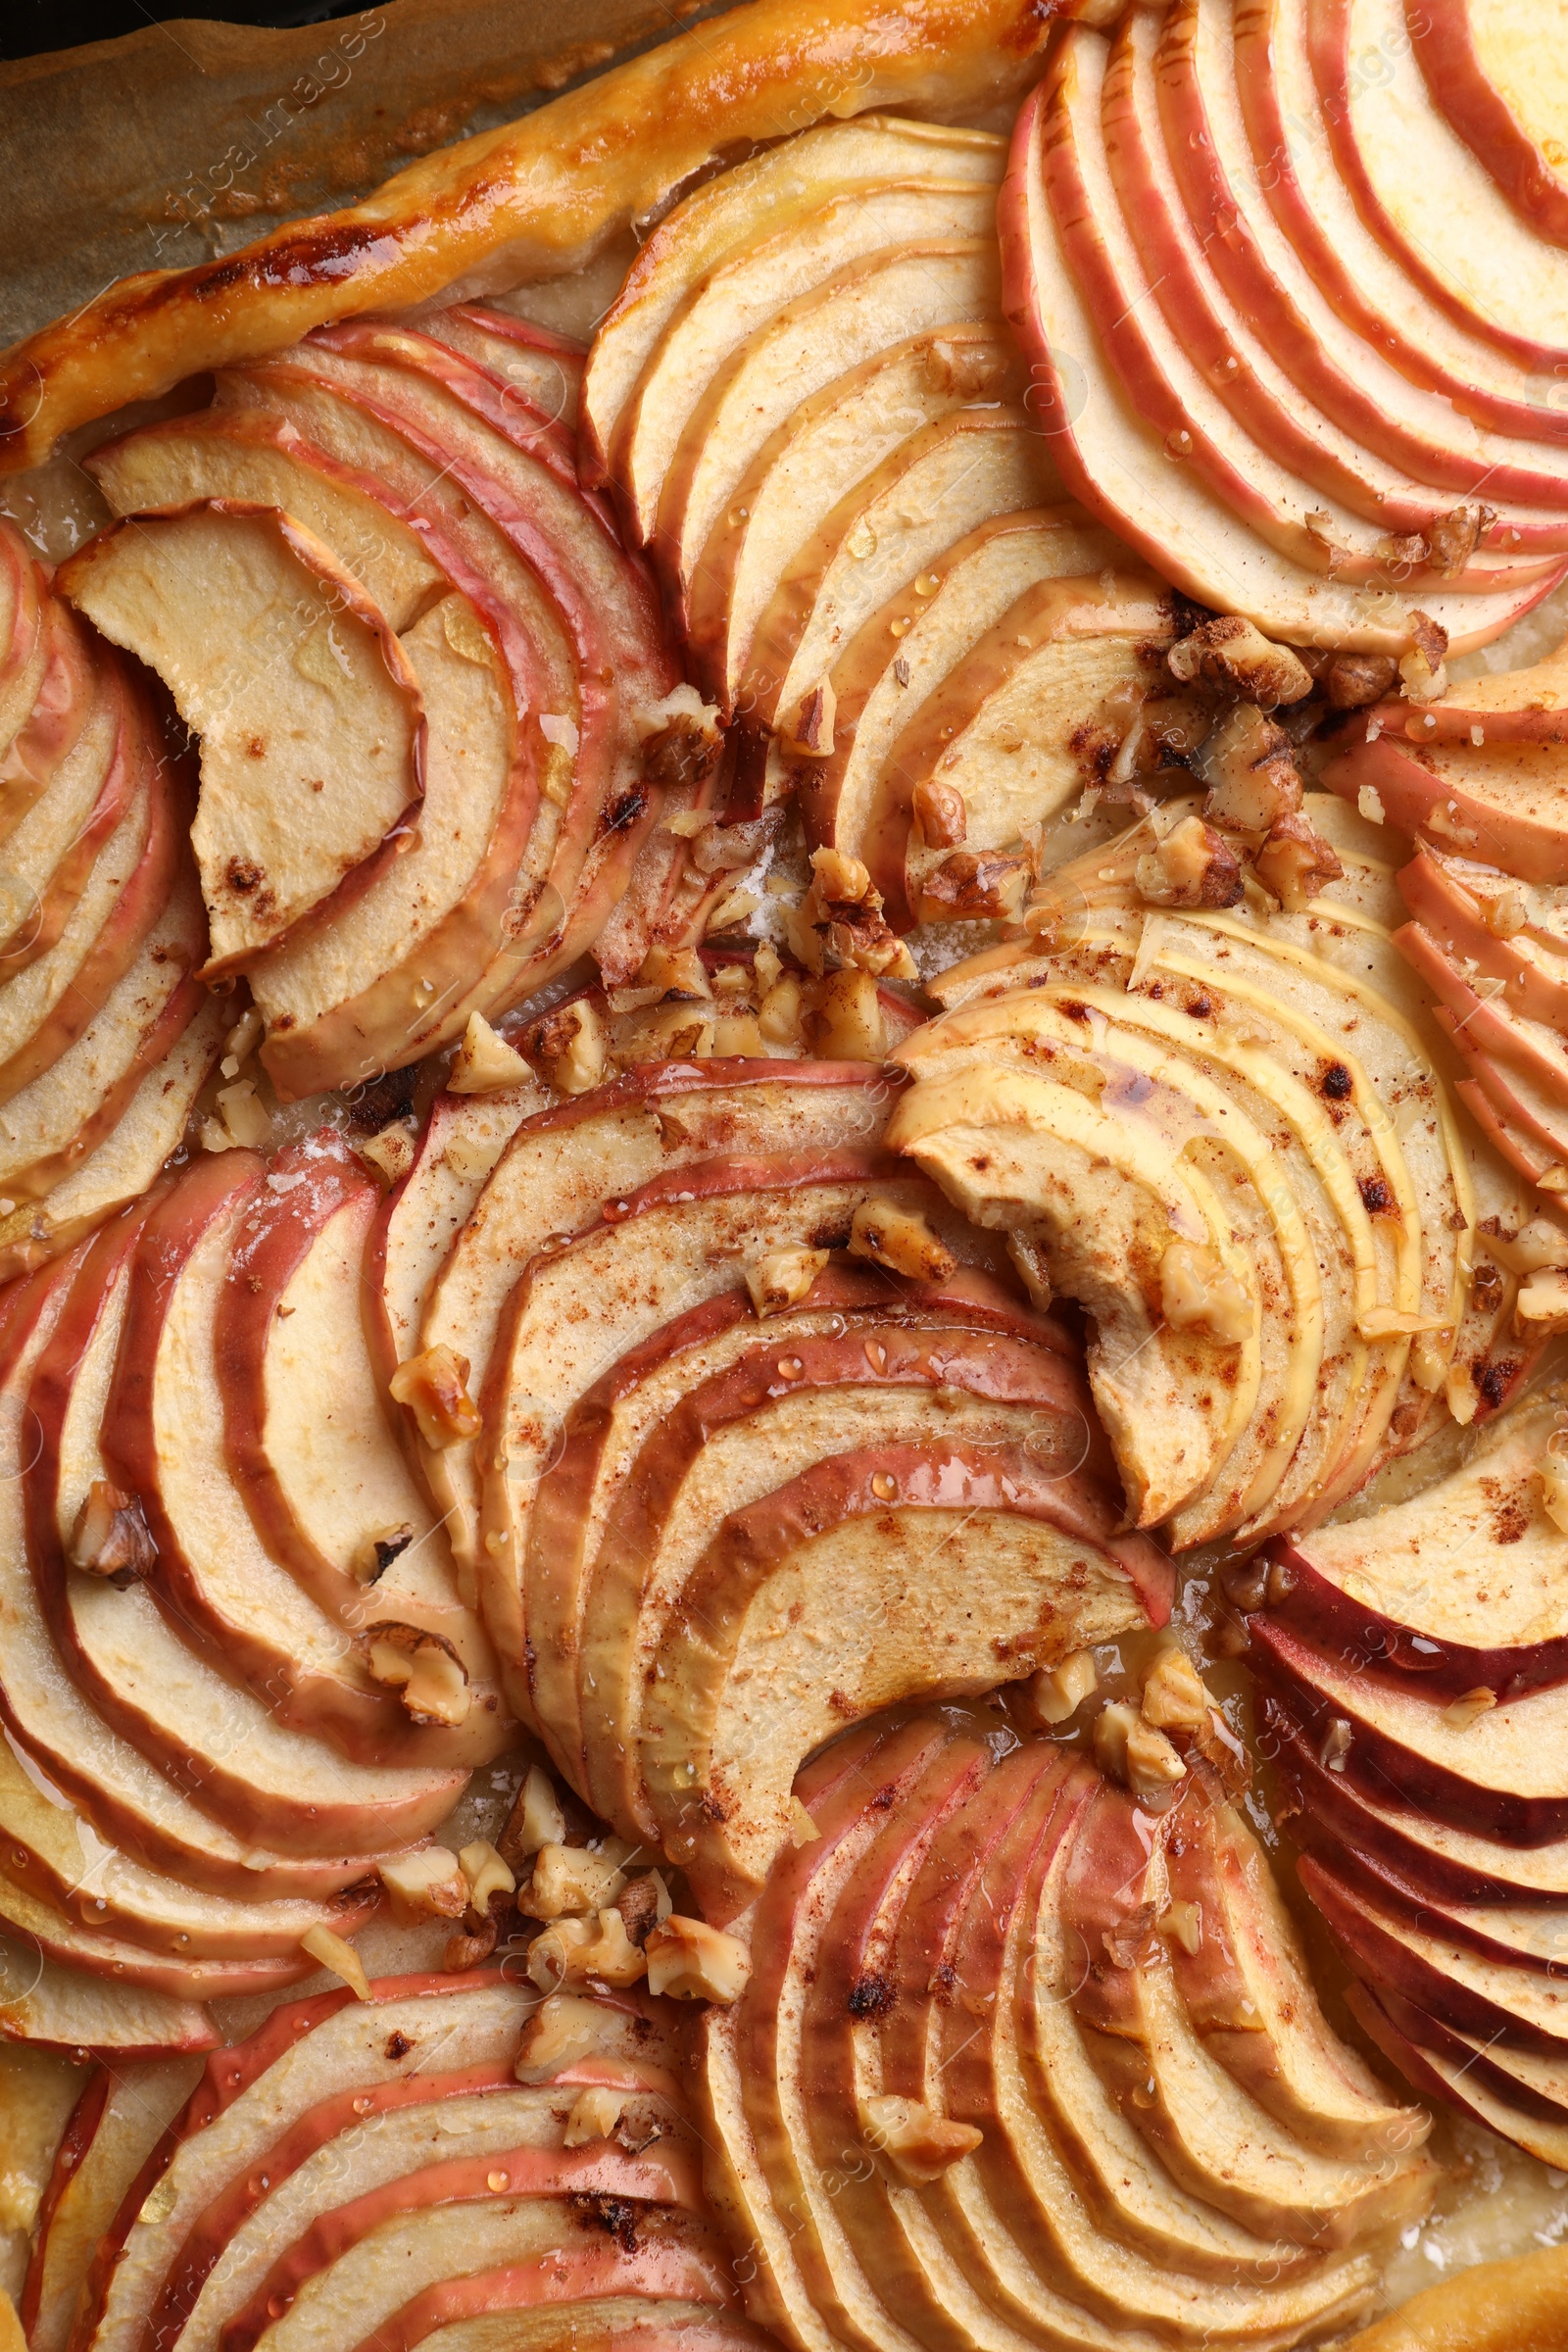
[0,0,1112,476]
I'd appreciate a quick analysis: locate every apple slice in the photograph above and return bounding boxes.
[1003,61,1565,652]
[0,531,48,770]
[1251,1615,1568,1843]
[1051,18,1554,592]
[0,597,103,855]
[1348,1980,1568,2171]
[656,240,1003,623]
[0,1250,369,1902]
[1365,636,1568,747]
[474,1150,1004,1691]
[79,1973,539,2352]
[0,1724,375,1962]
[793,507,1125,863]
[0,867,206,1206]
[1295,1812,1568,1980]
[567,1284,1133,1839]
[418,1064,899,1588]
[0,646,131,983]
[1407,0,1568,247]
[560,1265,1075,1826]
[0,993,223,1290]
[0,1936,215,2060]
[1105,5,1568,559]
[23,2058,203,2352]
[28,1196,467,1860]
[863,568,1175,924]
[216,1135,501,1688]
[0,1838,317,2002]
[366,1076,550,1417]
[1162,1798,1426,2161]
[94,1147,496,1768]
[420,306,583,433]
[1396,847,1568,1029]
[1400,916,1568,1119]
[1309,0,1568,370]
[58,503,426,974]
[1264,1390,1568,1693]
[1062,1785,1435,2245]
[1299,1850,1568,2056]
[339,2232,739,2352]
[1326,728,1568,880]
[685,321,1024,712]
[582,114,1006,497]
[1271,1708,1568,1906]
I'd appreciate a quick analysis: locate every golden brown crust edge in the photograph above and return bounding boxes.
[1342,2245,1568,2351]
[0,0,1111,475]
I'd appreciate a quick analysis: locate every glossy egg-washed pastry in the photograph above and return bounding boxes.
[2,0,1568,2344]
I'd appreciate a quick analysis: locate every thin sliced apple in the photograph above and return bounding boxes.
[58,503,426,974]
[422,306,583,432]
[1408,0,1568,249]
[0,1728,374,1962]
[340,2231,739,2352]
[79,1973,540,2352]
[0,596,103,855]
[0,528,47,770]
[418,1065,898,1589]
[656,240,1004,619]
[1062,1785,1435,2245]
[1366,635,1568,746]
[29,1200,467,1860]
[1003,59,1565,652]
[97,1148,498,1766]
[1349,1981,1568,2173]
[0,646,130,982]
[0,868,205,1205]
[1055,19,1554,591]
[0,1250,368,1900]
[1327,728,1568,880]
[1266,1391,1568,1690]
[23,2058,203,2352]
[476,1152,1003,1704]
[863,568,1175,924]
[0,1936,215,2059]
[0,1842,316,2002]
[686,321,1026,713]
[582,114,1006,496]
[792,508,1126,865]
[1309,0,1568,369]
[0,994,222,1290]
[1396,847,1568,1029]
[1252,1614,1568,1843]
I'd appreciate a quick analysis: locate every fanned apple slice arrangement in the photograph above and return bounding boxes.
[886,792,1539,1546]
[1002,0,1568,655]
[37,1974,770,2352]
[1250,1395,1568,2175]
[379,1058,1170,1921]
[579,113,1220,929]
[0,527,225,1286]
[0,1128,507,2058]
[66,307,686,1101]
[701,1706,1434,2352]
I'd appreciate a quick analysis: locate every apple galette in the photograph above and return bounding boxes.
[5,0,1568,2343]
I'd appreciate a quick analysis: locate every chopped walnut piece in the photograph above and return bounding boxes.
[1140,1645,1210,1735]
[848,1198,956,1283]
[1158,1900,1203,1957]
[220,1004,264,1075]
[363,1621,472,1727]
[790,858,914,981]
[635,687,724,793]
[459,1838,515,1915]
[1166,615,1312,708]
[1400,612,1449,701]
[789,1799,821,1848]
[444,1911,501,1972]
[912,775,967,849]
[357,1122,417,1186]
[530,998,608,1096]
[635,945,711,1000]
[691,807,786,876]
[1196,704,1304,834]
[1026,1648,1097,1727]
[1425,504,1491,580]
[379,1846,468,1925]
[1323,653,1399,710]
[810,845,872,905]
[300,1924,371,2001]
[644,1915,752,2002]
[919,847,1030,922]
[1443,1687,1497,1733]
[68,1481,156,1584]
[216,1079,271,1150]
[1320,1717,1353,1773]
[922,336,1010,400]
[564,2087,626,2146]
[615,1870,672,1946]
[527,1842,626,1919]
[352,1523,414,1584]
[1134,815,1243,910]
[746,1246,830,1318]
[448,1011,532,1095]
[1517,1269,1568,1332]
[389,1345,482,1448]
[499,1766,566,1873]
[1254,812,1345,912]
[862,2094,982,2183]
[757,971,807,1048]
[528,1906,647,1990]
[1159,1240,1252,1347]
[1125,1716,1190,1796]
[806,970,886,1060]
